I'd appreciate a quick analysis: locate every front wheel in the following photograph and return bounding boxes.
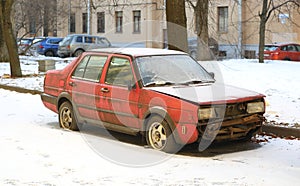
[146,116,180,153]
[59,102,79,131]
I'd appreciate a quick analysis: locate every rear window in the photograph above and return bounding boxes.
[264,45,278,51]
[60,36,72,45]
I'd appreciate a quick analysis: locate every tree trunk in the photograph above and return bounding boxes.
[166,0,188,52]
[0,0,22,77]
[258,0,269,63]
[194,0,211,61]
[0,15,9,62]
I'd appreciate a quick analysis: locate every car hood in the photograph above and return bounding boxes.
[145,83,264,105]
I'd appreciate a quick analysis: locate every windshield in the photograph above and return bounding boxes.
[136,55,215,87]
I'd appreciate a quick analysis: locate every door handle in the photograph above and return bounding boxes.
[101,87,110,93]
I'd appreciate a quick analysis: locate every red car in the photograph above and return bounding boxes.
[264,43,300,61]
[41,48,265,152]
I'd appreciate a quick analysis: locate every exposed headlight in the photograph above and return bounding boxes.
[247,102,265,114]
[198,108,215,120]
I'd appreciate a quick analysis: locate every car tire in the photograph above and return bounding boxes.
[74,49,84,57]
[146,116,180,153]
[45,50,54,57]
[59,102,79,131]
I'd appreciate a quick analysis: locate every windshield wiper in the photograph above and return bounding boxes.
[144,81,175,87]
[179,79,203,85]
[180,79,215,85]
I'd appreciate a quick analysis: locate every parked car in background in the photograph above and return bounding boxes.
[41,48,265,153]
[264,43,300,61]
[18,37,45,56]
[58,34,112,57]
[37,37,63,57]
[188,37,219,60]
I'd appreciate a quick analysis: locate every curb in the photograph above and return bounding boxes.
[0,85,299,138]
[0,84,42,95]
[262,124,300,138]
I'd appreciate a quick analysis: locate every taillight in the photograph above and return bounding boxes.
[271,52,279,60]
[67,45,70,50]
[39,45,44,49]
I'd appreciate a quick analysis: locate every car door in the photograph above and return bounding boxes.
[99,55,140,129]
[67,54,108,121]
[291,45,300,61]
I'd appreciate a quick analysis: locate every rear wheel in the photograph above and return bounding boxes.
[59,102,79,131]
[45,50,54,57]
[146,116,180,153]
[74,49,84,57]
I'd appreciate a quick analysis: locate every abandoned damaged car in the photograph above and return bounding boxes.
[41,48,265,152]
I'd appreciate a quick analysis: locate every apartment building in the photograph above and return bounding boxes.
[19,0,300,58]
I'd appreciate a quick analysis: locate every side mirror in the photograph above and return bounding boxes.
[209,72,215,79]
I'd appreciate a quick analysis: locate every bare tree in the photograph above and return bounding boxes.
[258,0,300,63]
[187,0,212,60]
[166,0,188,52]
[0,0,22,77]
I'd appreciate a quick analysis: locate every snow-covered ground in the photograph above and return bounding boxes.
[1,56,300,128]
[0,88,299,185]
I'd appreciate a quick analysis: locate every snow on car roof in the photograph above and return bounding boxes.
[91,47,187,57]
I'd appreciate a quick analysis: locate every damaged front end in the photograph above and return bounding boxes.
[197,99,265,141]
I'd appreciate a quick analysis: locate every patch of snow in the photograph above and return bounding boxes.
[0,88,299,185]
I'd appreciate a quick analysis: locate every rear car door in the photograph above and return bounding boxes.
[67,54,108,121]
[99,55,140,129]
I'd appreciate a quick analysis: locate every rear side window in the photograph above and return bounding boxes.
[72,55,108,81]
[76,36,83,43]
[295,45,300,52]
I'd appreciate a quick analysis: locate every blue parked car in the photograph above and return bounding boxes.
[37,37,63,57]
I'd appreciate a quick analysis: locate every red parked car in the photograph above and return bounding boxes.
[264,43,300,61]
[41,48,265,152]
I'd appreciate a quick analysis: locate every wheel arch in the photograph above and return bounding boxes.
[142,106,182,144]
[73,48,85,56]
[57,92,73,111]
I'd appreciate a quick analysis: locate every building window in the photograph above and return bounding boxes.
[115,11,123,33]
[218,7,228,33]
[29,20,36,34]
[97,12,105,33]
[82,13,87,33]
[133,10,141,33]
[70,13,76,33]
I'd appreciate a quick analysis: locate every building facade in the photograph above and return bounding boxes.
[18,0,300,58]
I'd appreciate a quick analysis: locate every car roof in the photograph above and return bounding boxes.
[67,34,106,38]
[265,43,299,47]
[91,47,186,57]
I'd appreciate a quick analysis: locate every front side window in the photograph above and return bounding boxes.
[218,7,228,33]
[84,36,95,44]
[115,11,123,33]
[72,55,107,81]
[105,57,133,86]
